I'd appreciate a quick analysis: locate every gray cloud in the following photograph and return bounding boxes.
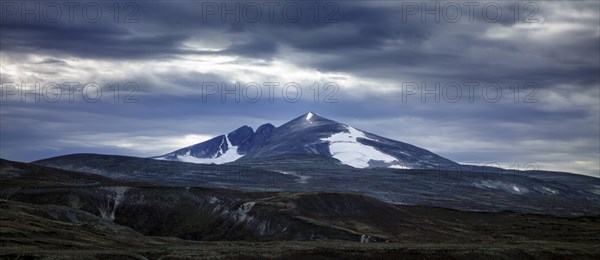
[0,1,598,177]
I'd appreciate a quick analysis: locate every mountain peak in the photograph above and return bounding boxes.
[156,113,457,169]
[289,112,332,123]
[227,125,253,146]
[256,123,275,133]
[277,112,338,131]
[302,111,331,122]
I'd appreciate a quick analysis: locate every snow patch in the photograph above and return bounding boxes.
[474,180,528,194]
[389,164,411,169]
[321,125,397,168]
[542,187,558,194]
[277,170,310,184]
[512,186,521,193]
[176,134,243,164]
[306,112,314,121]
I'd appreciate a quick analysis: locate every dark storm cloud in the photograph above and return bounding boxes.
[0,22,191,59]
[0,1,433,60]
[6,0,594,84]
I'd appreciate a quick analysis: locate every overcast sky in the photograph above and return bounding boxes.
[1,1,598,177]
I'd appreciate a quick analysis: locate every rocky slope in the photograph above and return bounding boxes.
[2,159,600,259]
[32,155,600,216]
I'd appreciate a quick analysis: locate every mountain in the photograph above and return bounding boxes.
[154,112,458,169]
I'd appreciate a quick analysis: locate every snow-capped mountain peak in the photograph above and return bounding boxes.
[153,112,458,169]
